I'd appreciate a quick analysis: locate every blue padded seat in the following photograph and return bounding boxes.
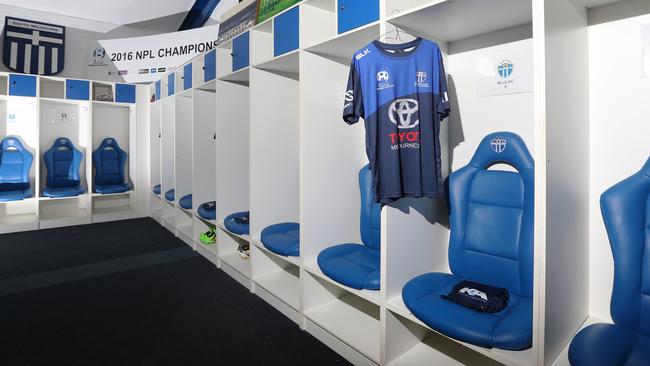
[317,165,381,290]
[42,138,84,198]
[569,157,650,366]
[197,201,216,221]
[153,184,161,195]
[92,138,132,194]
[179,194,192,210]
[164,189,175,202]
[224,211,250,235]
[402,132,535,350]
[0,136,33,202]
[261,222,299,257]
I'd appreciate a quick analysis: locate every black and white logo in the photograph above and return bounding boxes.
[459,287,488,301]
[389,99,419,129]
[416,71,427,83]
[377,70,389,82]
[491,138,507,153]
[345,90,354,102]
[355,48,370,60]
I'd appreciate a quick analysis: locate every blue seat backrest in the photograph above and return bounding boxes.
[44,138,82,188]
[600,157,650,336]
[360,165,381,250]
[92,138,127,186]
[448,132,534,297]
[0,136,33,191]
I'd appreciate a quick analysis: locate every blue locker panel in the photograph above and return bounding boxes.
[115,84,136,103]
[66,79,90,100]
[274,6,300,57]
[8,74,36,97]
[168,73,175,96]
[338,0,379,34]
[155,80,161,101]
[232,32,250,72]
[183,63,192,90]
[204,50,216,82]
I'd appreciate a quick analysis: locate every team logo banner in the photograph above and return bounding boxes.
[3,17,65,75]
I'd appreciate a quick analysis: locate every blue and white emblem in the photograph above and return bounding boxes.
[491,138,507,153]
[3,17,65,75]
[416,71,428,83]
[497,60,513,78]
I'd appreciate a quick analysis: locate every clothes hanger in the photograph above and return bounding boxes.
[376,10,416,44]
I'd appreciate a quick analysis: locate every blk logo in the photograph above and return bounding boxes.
[377,70,389,82]
[491,138,507,153]
[356,48,370,60]
[416,71,428,83]
[389,99,419,129]
[497,60,514,78]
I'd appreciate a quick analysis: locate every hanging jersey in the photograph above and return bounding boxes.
[343,38,450,203]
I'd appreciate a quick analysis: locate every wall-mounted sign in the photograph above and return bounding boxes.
[98,24,220,83]
[476,49,533,97]
[2,17,66,75]
[217,1,258,45]
[257,0,300,23]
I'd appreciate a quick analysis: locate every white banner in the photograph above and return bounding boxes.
[98,24,220,83]
[475,49,533,97]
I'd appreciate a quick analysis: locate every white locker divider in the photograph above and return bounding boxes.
[148,0,648,365]
[174,91,194,245]
[150,101,162,223]
[160,97,176,229]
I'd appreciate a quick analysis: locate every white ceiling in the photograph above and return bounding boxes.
[580,0,625,8]
[0,0,198,25]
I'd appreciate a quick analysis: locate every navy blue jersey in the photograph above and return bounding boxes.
[343,38,450,203]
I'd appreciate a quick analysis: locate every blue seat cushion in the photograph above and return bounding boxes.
[153,184,161,195]
[224,211,249,235]
[0,189,33,202]
[164,189,175,202]
[261,222,299,257]
[43,186,84,198]
[317,244,380,290]
[94,183,132,194]
[569,323,650,366]
[179,194,192,210]
[402,272,532,350]
[197,201,216,221]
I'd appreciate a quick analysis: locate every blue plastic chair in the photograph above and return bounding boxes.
[0,136,33,202]
[317,165,381,290]
[224,211,250,235]
[43,138,84,198]
[92,138,132,194]
[261,222,299,257]
[402,132,535,350]
[568,157,650,366]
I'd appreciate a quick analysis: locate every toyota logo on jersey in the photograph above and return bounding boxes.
[389,99,419,129]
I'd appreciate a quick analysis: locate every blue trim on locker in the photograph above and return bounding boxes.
[115,84,136,104]
[183,63,193,90]
[274,6,299,57]
[8,74,37,97]
[204,50,216,82]
[168,73,175,96]
[232,32,250,72]
[338,0,379,34]
[65,79,90,101]
[155,80,162,100]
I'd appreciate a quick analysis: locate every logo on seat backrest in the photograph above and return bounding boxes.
[491,138,507,153]
[389,99,419,129]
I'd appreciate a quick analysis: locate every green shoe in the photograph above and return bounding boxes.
[200,228,216,245]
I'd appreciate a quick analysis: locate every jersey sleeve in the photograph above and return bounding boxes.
[343,60,364,125]
[436,49,450,121]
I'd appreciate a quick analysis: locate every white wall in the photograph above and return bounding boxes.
[588,13,650,321]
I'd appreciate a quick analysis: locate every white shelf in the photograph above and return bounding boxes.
[219,67,250,84]
[252,238,300,267]
[40,97,90,106]
[91,190,133,198]
[38,194,89,201]
[253,50,300,77]
[304,292,381,363]
[305,22,380,63]
[387,0,532,43]
[92,100,133,108]
[254,270,300,310]
[217,222,250,242]
[304,260,381,306]
[220,251,251,279]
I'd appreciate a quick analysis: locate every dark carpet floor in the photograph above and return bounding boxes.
[0,218,349,366]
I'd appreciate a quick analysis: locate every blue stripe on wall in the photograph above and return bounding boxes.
[178,0,222,30]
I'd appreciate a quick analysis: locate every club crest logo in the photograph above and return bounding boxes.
[497,60,514,78]
[416,71,428,83]
[389,99,419,129]
[491,138,507,153]
[377,70,389,82]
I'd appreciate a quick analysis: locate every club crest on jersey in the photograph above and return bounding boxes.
[377,70,389,82]
[389,99,419,129]
[355,48,370,60]
[416,71,427,83]
[491,138,507,153]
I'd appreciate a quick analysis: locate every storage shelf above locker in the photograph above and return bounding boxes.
[252,238,300,267]
[196,80,217,92]
[219,67,250,85]
[304,260,381,306]
[252,50,300,78]
[386,295,534,366]
[305,22,380,63]
[40,97,89,107]
[92,100,134,108]
[220,251,251,279]
[387,0,532,44]
[254,269,300,310]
